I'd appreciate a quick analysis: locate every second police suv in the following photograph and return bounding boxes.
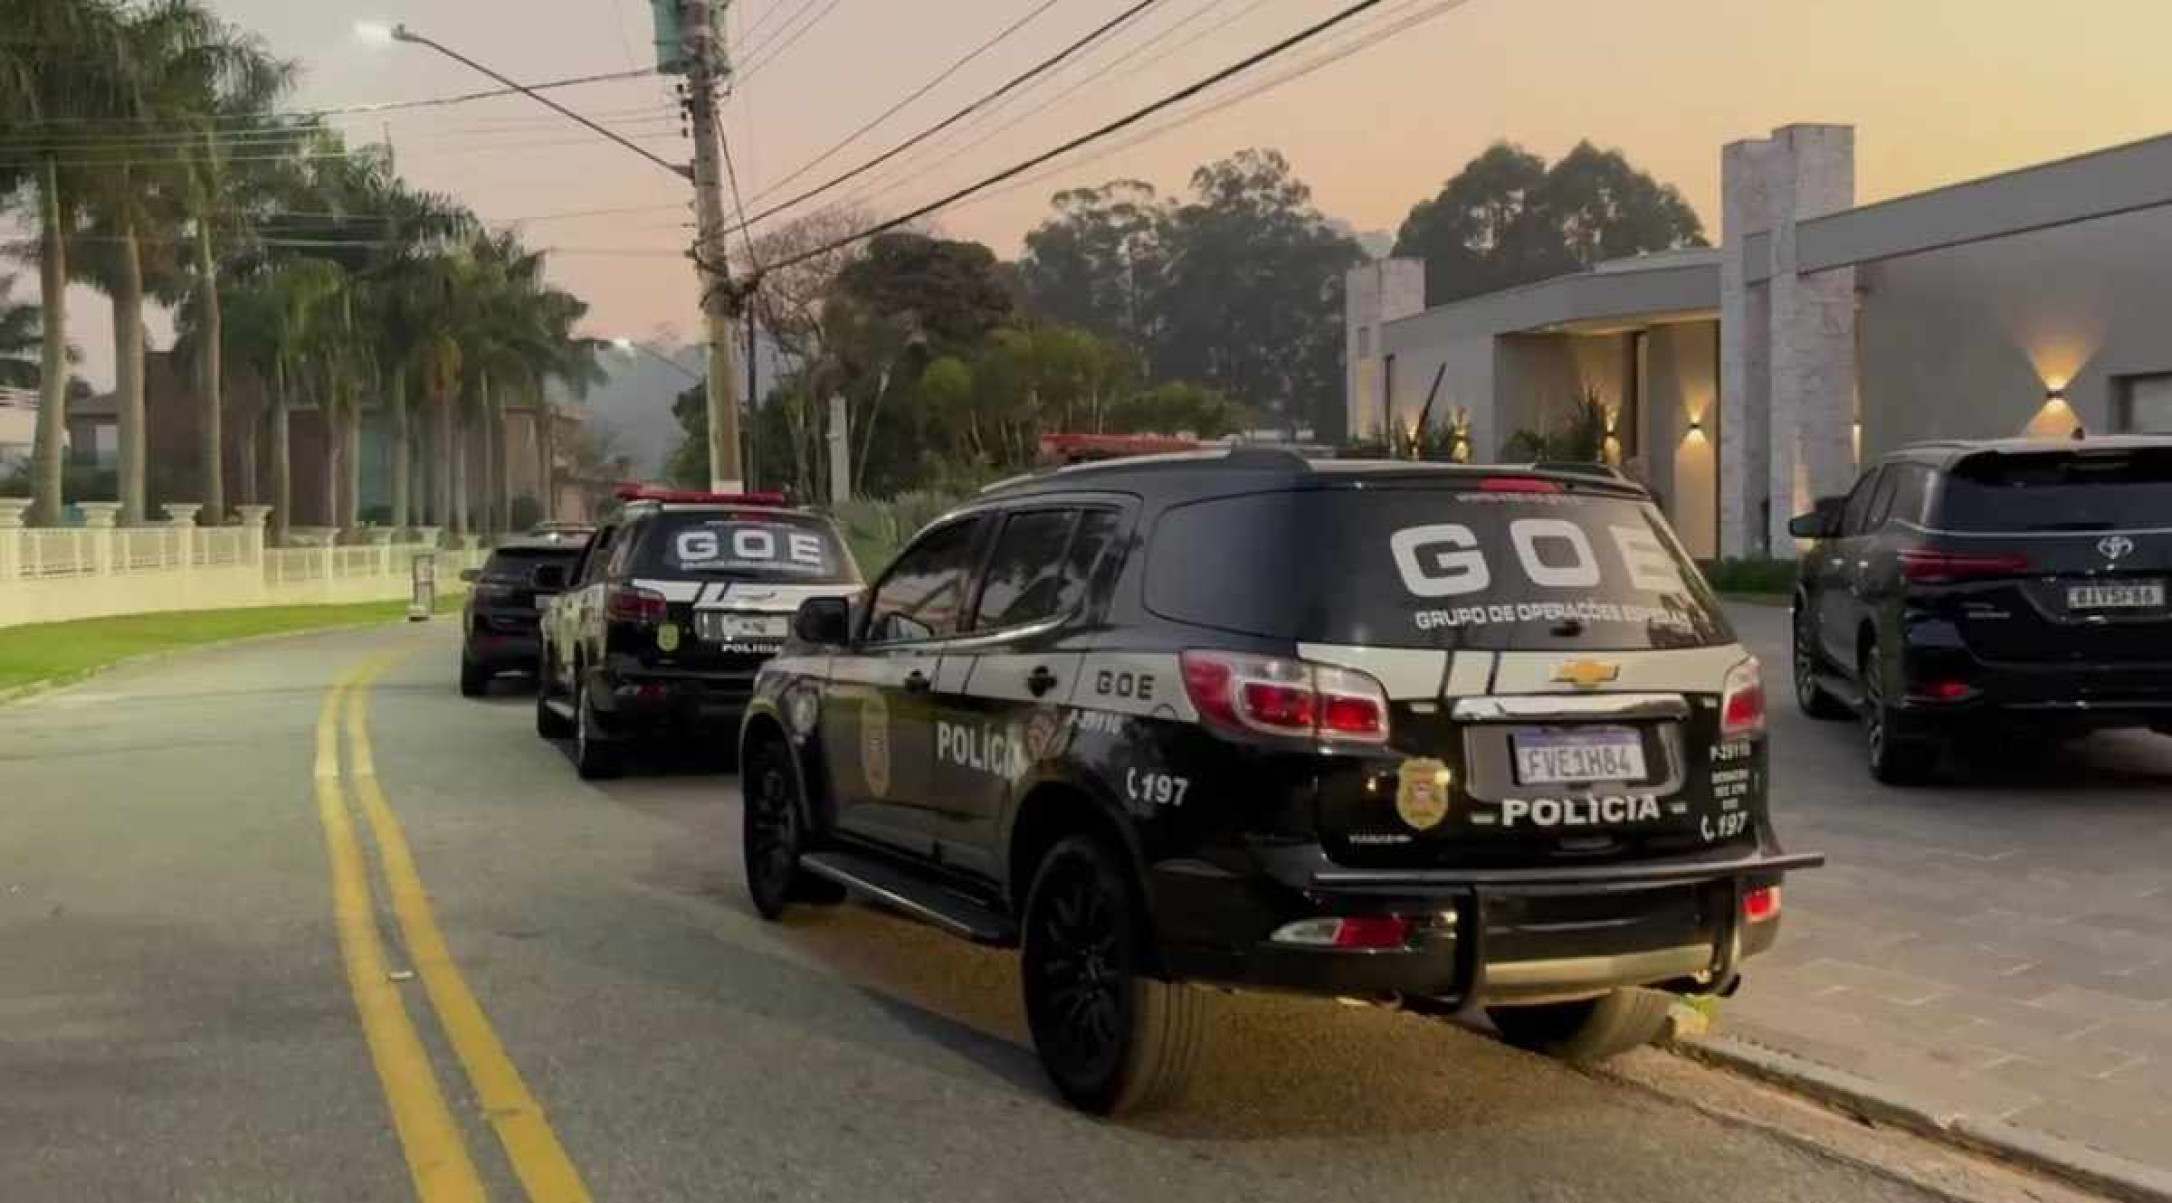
[738,449,1821,1114]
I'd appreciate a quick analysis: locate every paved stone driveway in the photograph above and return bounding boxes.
[1722,602,2172,1170]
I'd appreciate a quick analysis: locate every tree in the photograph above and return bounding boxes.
[0,276,47,388]
[834,232,1012,351]
[0,0,126,521]
[1019,180,1160,348]
[1394,140,1706,305]
[1154,149,1360,438]
[221,258,343,544]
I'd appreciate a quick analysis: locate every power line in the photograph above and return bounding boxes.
[9,66,663,128]
[759,0,1401,275]
[732,0,1165,233]
[732,0,838,76]
[750,0,1067,202]
[733,0,850,83]
[823,0,1270,222]
[949,0,1473,215]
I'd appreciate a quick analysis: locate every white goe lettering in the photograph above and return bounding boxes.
[732,527,777,561]
[1510,518,1600,588]
[1610,524,1683,593]
[787,532,825,566]
[1391,524,1490,597]
[676,529,721,563]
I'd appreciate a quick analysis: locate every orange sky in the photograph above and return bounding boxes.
[52,0,2172,384]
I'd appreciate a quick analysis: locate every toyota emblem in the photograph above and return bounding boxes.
[2098,534,2136,561]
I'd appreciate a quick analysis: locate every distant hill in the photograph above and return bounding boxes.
[551,341,702,478]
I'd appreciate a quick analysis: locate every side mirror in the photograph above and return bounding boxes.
[458,568,480,583]
[531,564,568,592]
[792,596,853,646]
[1787,496,1846,540]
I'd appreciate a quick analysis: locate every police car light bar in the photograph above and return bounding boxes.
[614,485,788,506]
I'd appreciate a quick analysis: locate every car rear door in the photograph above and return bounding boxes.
[818,514,990,855]
[1923,446,2172,675]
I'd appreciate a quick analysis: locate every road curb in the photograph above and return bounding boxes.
[1670,1034,2172,1203]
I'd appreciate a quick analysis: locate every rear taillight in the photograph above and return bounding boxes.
[1899,548,2031,583]
[605,584,669,624]
[1479,476,1564,494]
[1719,657,1765,738]
[1743,885,1781,923]
[1179,651,1389,745]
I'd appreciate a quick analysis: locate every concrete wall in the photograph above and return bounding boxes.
[1493,333,1630,458]
[1344,259,1426,440]
[1858,203,2172,461]
[1383,332,1496,457]
[1640,321,1719,557]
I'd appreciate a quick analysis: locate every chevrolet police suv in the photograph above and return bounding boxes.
[738,450,1820,1114]
[537,488,860,778]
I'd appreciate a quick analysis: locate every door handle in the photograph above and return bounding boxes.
[1025,665,1059,697]
[903,670,931,693]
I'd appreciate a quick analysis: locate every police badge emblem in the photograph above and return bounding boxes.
[1395,758,1452,830]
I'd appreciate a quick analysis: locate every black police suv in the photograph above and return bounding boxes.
[537,489,861,778]
[1790,436,2172,784]
[739,448,1821,1114]
[458,527,593,697]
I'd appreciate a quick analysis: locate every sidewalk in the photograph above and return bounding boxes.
[1719,603,2172,1175]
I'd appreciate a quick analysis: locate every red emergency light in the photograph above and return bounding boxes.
[614,484,788,506]
[1038,432,1203,464]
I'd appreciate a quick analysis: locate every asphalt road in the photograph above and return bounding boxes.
[0,620,2112,1203]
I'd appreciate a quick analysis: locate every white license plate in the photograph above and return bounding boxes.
[2067,582,2165,610]
[1512,727,1648,785]
[699,612,789,641]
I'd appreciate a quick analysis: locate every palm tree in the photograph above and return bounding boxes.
[0,0,127,522]
[222,258,342,544]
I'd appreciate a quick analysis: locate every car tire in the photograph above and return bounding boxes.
[1791,607,1851,720]
[458,656,489,699]
[535,653,574,739]
[1020,834,1208,1116]
[740,732,842,919]
[573,679,623,780]
[1488,987,1674,1064]
[1862,639,1937,786]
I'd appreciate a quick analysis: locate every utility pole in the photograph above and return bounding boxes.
[680,0,745,493]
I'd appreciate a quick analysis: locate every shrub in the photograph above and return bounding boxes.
[1697,557,1798,596]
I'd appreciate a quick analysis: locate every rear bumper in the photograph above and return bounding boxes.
[589,663,758,735]
[463,629,540,670]
[1151,845,1820,1006]
[1896,630,2172,732]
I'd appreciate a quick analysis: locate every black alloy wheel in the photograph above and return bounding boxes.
[1020,835,1205,1115]
[1792,607,1851,720]
[743,735,806,920]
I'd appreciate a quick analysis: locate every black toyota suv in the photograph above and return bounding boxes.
[537,489,861,778]
[1790,436,2172,784]
[458,527,593,697]
[739,449,1820,1114]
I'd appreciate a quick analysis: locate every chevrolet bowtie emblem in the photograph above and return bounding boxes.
[1552,659,1621,689]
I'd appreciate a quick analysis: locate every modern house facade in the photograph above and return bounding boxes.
[1347,123,2172,558]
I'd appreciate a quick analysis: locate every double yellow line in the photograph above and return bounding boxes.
[315,657,592,1203]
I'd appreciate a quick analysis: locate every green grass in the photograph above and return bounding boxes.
[0,594,461,695]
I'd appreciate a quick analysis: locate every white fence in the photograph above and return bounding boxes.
[0,500,486,630]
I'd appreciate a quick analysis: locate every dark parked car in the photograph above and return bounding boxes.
[537,489,861,778]
[458,528,593,696]
[740,449,1820,1114]
[1790,436,2172,783]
